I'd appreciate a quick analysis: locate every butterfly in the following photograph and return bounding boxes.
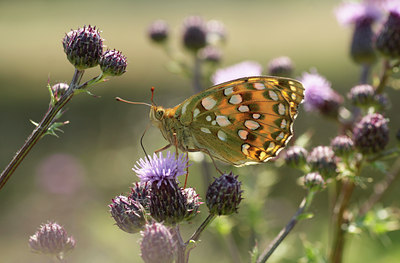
[149,76,304,167]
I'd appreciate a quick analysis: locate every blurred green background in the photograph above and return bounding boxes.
[1,0,400,262]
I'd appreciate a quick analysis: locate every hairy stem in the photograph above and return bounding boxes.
[0,69,84,190]
[256,191,315,263]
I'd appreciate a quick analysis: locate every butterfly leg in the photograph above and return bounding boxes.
[202,149,224,175]
[184,152,189,188]
[154,143,171,153]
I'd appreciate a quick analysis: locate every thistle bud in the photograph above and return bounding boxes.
[140,222,175,263]
[182,16,207,52]
[109,195,147,234]
[62,25,103,69]
[331,135,355,157]
[348,84,375,107]
[307,146,337,178]
[206,172,242,216]
[148,20,169,43]
[149,181,187,225]
[51,83,69,102]
[353,113,389,154]
[99,49,127,76]
[29,222,75,257]
[129,181,151,212]
[304,172,325,191]
[376,7,400,58]
[267,56,294,77]
[199,46,222,63]
[284,146,308,170]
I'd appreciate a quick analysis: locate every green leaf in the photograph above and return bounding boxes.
[249,243,259,263]
[297,212,314,221]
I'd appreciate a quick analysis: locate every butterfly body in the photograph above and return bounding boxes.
[150,76,304,167]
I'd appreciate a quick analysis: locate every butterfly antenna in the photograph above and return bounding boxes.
[140,122,152,162]
[150,87,157,106]
[115,97,152,107]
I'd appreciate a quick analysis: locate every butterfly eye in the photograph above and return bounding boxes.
[155,108,165,120]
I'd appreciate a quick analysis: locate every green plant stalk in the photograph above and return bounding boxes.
[0,69,84,190]
[256,190,315,263]
[187,213,216,244]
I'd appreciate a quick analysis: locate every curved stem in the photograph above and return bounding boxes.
[359,64,370,84]
[256,191,315,263]
[0,69,84,190]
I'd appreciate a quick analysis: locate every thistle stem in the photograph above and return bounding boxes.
[359,157,400,217]
[0,69,84,190]
[187,214,216,244]
[256,191,315,263]
[375,59,391,94]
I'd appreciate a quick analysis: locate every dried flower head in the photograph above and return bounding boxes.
[212,61,262,85]
[62,25,103,69]
[148,20,169,43]
[353,113,389,154]
[182,187,202,221]
[29,222,75,258]
[109,195,147,233]
[132,152,188,188]
[140,222,175,263]
[99,49,127,76]
[267,56,294,77]
[206,172,243,216]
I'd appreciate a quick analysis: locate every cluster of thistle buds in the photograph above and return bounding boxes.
[109,151,242,262]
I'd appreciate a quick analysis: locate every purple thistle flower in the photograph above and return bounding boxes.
[132,151,188,188]
[335,1,382,26]
[212,61,262,85]
[301,70,343,115]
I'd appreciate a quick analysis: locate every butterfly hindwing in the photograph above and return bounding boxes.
[176,76,304,166]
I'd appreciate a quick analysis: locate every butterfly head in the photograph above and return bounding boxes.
[149,105,167,127]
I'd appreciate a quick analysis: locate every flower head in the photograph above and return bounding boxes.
[109,195,147,234]
[206,172,243,216]
[148,20,169,43]
[140,222,175,263]
[284,146,308,170]
[301,71,343,116]
[376,2,400,58]
[182,187,202,221]
[62,25,103,69]
[29,222,75,257]
[353,113,389,154]
[307,146,337,178]
[99,49,127,76]
[212,61,262,85]
[304,172,325,191]
[331,135,355,157]
[335,1,381,26]
[182,16,207,51]
[133,152,188,188]
[206,19,227,45]
[267,56,294,77]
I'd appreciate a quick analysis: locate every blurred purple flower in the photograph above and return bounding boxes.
[335,1,382,26]
[36,154,84,195]
[301,70,342,114]
[132,151,188,188]
[212,61,262,85]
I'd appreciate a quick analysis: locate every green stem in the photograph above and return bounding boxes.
[375,59,391,94]
[256,191,315,263]
[0,69,84,190]
[187,214,216,244]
